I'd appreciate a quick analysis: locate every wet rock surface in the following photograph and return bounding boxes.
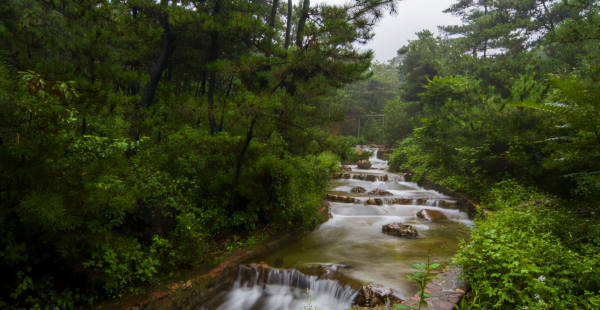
[351,186,367,193]
[417,209,449,221]
[356,284,398,307]
[382,223,418,237]
[400,171,415,182]
[357,160,372,169]
[402,267,469,310]
[366,198,384,206]
[326,194,357,203]
[367,188,393,196]
[350,174,388,182]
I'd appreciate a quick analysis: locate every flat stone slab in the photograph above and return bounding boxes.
[402,267,469,310]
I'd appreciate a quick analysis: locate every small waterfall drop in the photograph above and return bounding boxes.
[202,264,356,310]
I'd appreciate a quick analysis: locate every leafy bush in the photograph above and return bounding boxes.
[481,179,547,210]
[0,62,341,308]
[455,205,600,309]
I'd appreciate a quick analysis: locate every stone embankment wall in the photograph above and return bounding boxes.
[415,177,478,217]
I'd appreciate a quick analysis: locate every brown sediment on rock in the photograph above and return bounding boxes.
[355,284,400,307]
[357,159,372,169]
[351,186,367,193]
[382,223,418,237]
[417,209,449,221]
[325,194,357,203]
[367,188,392,196]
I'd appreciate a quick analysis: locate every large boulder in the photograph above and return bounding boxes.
[356,284,398,307]
[366,198,383,206]
[417,209,448,221]
[382,223,418,237]
[401,172,415,182]
[351,186,367,193]
[367,188,393,196]
[357,160,372,169]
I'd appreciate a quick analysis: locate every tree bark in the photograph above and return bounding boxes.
[138,0,173,109]
[269,0,280,28]
[284,0,292,49]
[295,0,310,48]
[230,116,258,211]
[483,3,488,59]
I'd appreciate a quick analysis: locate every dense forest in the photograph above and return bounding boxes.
[0,0,599,309]
[0,0,392,307]
[382,0,600,308]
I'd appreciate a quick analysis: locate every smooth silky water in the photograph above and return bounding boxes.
[202,149,472,310]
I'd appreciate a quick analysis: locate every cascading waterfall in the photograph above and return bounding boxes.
[203,147,472,309]
[201,264,356,310]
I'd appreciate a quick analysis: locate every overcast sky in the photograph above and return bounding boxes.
[319,0,462,62]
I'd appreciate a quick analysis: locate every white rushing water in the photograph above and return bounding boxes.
[202,266,356,310]
[203,148,472,310]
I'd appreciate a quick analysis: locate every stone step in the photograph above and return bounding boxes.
[331,173,389,181]
[324,194,457,207]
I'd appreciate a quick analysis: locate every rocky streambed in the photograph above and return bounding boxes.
[202,148,472,310]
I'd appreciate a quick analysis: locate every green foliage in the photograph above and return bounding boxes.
[398,252,443,310]
[512,74,600,196]
[379,2,600,308]
[382,98,415,145]
[455,205,600,309]
[335,61,401,143]
[397,30,439,103]
[481,179,547,210]
[0,0,400,306]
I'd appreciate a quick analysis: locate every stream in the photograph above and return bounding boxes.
[202,148,472,310]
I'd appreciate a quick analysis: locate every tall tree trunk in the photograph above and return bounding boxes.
[207,0,221,134]
[483,3,488,59]
[195,67,207,98]
[230,116,258,212]
[295,0,310,48]
[284,0,292,49]
[269,0,280,28]
[138,0,173,109]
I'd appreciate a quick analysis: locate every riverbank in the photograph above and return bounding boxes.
[199,150,472,310]
[97,203,333,310]
[105,151,479,310]
[388,150,600,308]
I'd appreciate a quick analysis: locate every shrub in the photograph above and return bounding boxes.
[481,179,547,210]
[455,205,600,309]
